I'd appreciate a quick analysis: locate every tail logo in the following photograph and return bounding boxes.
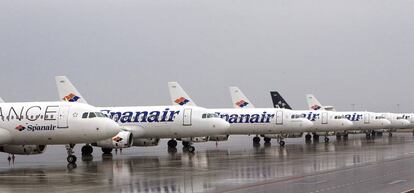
[175,97,190,106]
[112,136,123,142]
[63,93,80,102]
[311,105,321,110]
[15,125,25,131]
[235,100,249,108]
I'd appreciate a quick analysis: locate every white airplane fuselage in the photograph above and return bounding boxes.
[99,106,229,139]
[0,102,120,145]
[208,108,316,135]
[334,111,391,130]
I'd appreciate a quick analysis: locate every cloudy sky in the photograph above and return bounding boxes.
[0,0,413,112]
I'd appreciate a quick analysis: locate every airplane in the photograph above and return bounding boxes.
[305,94,410,137]
[271,92,392,139]
[167,82,319,147]
[0,100,120,164]
[227,87,355,143]
[55,76,230,153]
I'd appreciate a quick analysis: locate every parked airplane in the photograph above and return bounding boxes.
[228,87,354,143]
[55,76,230,153]
[270,92,391,139]
[167,82,317,146]
[0,101,120,164]
[306,94,410,136]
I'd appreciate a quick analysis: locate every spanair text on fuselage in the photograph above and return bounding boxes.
[335,111,391,130]
[0,102,119,145]
[209,108,313,135]
[99,106,228,138]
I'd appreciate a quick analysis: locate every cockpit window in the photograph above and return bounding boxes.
[202,113,219,119]
[89,112,96,118]
[82,112,88,119]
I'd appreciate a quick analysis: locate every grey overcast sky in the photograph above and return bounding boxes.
[0,0,413,112]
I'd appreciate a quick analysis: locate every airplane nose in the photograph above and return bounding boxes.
[381,119,391,127]
[343,120,353,128]
[103,119,122,137]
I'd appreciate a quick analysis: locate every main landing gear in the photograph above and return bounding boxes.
[81,144,93,156]
[167,139,178,148]
[253,136,260,144]
[182,141,195,153]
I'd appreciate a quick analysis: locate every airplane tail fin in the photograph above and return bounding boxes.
[55,76,88,104]
[270,91,292,109]
[306,94,323,110]
[167,82,197,106]
[229,87,255,108]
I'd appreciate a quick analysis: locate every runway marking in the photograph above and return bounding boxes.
[295,180,327,185]
[388,180,407,185]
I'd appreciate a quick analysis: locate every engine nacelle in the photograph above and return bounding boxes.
[180,137,209,143]
[0,145,46,155]
[208,135,229,141]
[133,138,160,146]
[92,131,133,149]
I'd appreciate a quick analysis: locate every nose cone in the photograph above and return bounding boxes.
[103,119,122,137]
[380,119,392,128]
[302,119,314,128]
[214,118,230,133]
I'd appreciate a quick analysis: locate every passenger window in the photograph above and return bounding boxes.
[82,113,88,119]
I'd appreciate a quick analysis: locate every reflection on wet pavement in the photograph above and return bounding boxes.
[0,134,414,193]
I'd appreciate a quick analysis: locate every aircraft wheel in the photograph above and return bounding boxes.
[168,139,177,148]
[313,134,320,141]
[188,146,195,153]
[279,140,285,147]
[253,136,260,144]
[67,163,77,170]
[182,141,190,147]
[264,137,271,143]
[67,155,77,163]
[324,137,329,143]
[102,148,113,154]
[305,134,312,141]
[81,145,93,155]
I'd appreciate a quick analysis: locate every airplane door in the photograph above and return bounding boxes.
[364,113,370,124]
[183,108,192,126]
[276,110,283,125]
[322,112,328,124]
[57,105,70,128]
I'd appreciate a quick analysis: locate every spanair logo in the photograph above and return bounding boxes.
[15,125,25,131]
[63,93,80,102]
[311,105,321,110]
[112,136,123,142]
[175,97,190,106]
[235,100,249,108]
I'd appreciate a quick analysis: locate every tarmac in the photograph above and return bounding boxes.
[1,134,414,193]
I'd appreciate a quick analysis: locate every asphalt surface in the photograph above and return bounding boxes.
[1,134,414,193]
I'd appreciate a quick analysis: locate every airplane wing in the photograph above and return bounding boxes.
[167,82,197,106]
[270,91,293,109]
[229,87,255,108]
[55,76,88,104]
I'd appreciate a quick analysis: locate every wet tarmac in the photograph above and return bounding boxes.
[1,134,414,193]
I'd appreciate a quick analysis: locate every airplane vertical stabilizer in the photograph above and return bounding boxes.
[167,82,197,106]
[270,91,292,109]
[229,87,255,108]
[55,76,88,104]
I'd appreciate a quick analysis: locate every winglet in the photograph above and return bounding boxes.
[55,76,88,104]
[229,87,255,108]
[168,82,197,106]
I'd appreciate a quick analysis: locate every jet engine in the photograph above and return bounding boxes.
[93,131,133,148]
[133,138,160,146]
[0,145,46,155]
